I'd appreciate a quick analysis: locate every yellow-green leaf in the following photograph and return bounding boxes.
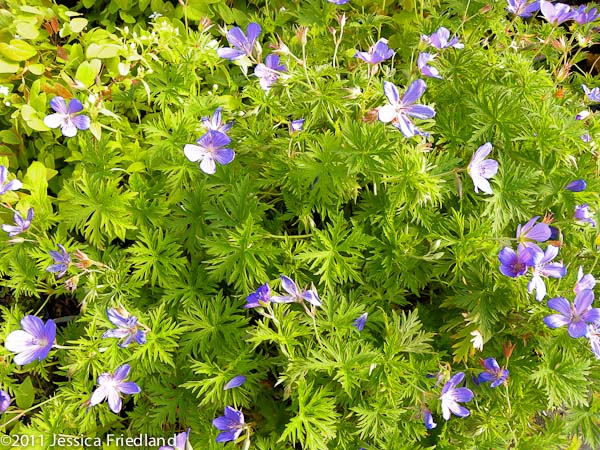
[0,40,37,61]
[75,59,101,88]
[0,58,19,73]
[86,43,121,59]
[70,17,88,33]
[16,21,40,40]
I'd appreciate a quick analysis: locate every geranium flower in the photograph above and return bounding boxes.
[527,245,566,301]
[440,372,473,420]
[574,204,597,227]
[89,364,141,413]
[586,324,600,359]
[573,5,599,25]
[0,166,22,195]
[101,307,147,348]
[421,27,464,49]
[378,79,436,138]
[224,375,247,390]
[353,313,368,331]
[0,390,10,413]
[213,406,245,443]
[245,283,271,308]
[290,119,305,133]
[254,54,286,91]
[467,142,499,195]
[498,245,537,277]
[417,52,442,79]
[540,0,574,25]
[43,97,90,137]
[543,290,600,338]
[506,0,540,17]
[564,179,586,192]
[46,244,71,278]
[516,216,551,246]
[582,84,600,102]
[202,107,234,135]
[159,429,191,450]
[216,23,261,61]
[184,130,235,175]
[477,357,509,388]
[5,316,56,365]
[271,275,321,307]
[354,38,395,64]
[423,407,437,430]
[574,266,596,294]
[2,208,33,236]
[328,0,351,4]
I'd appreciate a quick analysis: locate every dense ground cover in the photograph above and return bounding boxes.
[1,0,600,448]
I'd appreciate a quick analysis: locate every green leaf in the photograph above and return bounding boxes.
[15,21,40,40]
[75,59,101,88]
[0,40,37,61]
[0,58,19,73]
[15,376,35,410]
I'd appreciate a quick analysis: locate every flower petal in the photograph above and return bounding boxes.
[383,81,400,104]
[402,79,426,105]
[50,97,68,114]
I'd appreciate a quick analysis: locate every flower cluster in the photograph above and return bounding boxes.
[418,27,464,79]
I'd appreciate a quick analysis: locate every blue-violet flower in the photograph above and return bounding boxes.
[213,406,245,443]
[353,313,368,332]
[440,372,473,420]
[271,275,322,307]
[202,107,234,135]
[224,375,247,390]
[216,23,261,61]
[254,54,286,91]
[245,283,271,308]
[582,84,600,102]
[5,316,56,365]
[573,5,599,25]
[417,52,442,79]
[421,27,464,49]
[2,208,33,237]
[184,130,235,175]
[506,0,540,17]
[101,307,147,348]
[477,357,509,388]
[527,245,566,301]
[378,79,436,138]
[43,97,90,137]
[543,290,600,338]
[0,390,10,413]
[565,179,586,192]
[575,204,597,227]
[467,142,499,195]
[354,38,395,64]
[540,0,574,25]
[89,364,141,413]
[159,429,191,450]
[46,244,71,278]
[0,166,22,195]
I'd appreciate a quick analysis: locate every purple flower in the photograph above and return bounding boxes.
[565,179,586,192]
[573,5,599,25]
[245,283,271,308]
[544,290,600,338]
[576,110,590,120]
[89,364,141,413]
[254,54,286,91]
[440,372,473,420]
[575,204,597,227]
[540,0,574,25]
[0,166,22,195]
[527,245,567,301]
[582,84,600,102]
[159,429,191,450]
[0,390,10,413]
[271,275,322,307]
[417,52,442,79]
[46,244,71,278]
[224,375,247,390]
[498,245,538,277]
[354,38,395,64]
[290,119,305,133]
[216,23,261,61]
[477,357,509,388]
[575,266,596,294]
[5,316,56,365]
[581,133,592,143]
[421,27,464,50]
[423,407,437,430]
[101,307,147,348]
[213,406,245,443]
[378,80,436,138]
[2,208,33,236]
[202,107,234,135]
[586,324,600,359]
[43,97,90,137]
[184,130,235,175]
[353,312,368,331]
[328,0,351,4]
[506,0,540,17]
[516,216,551,246]
[467,142,499,195]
